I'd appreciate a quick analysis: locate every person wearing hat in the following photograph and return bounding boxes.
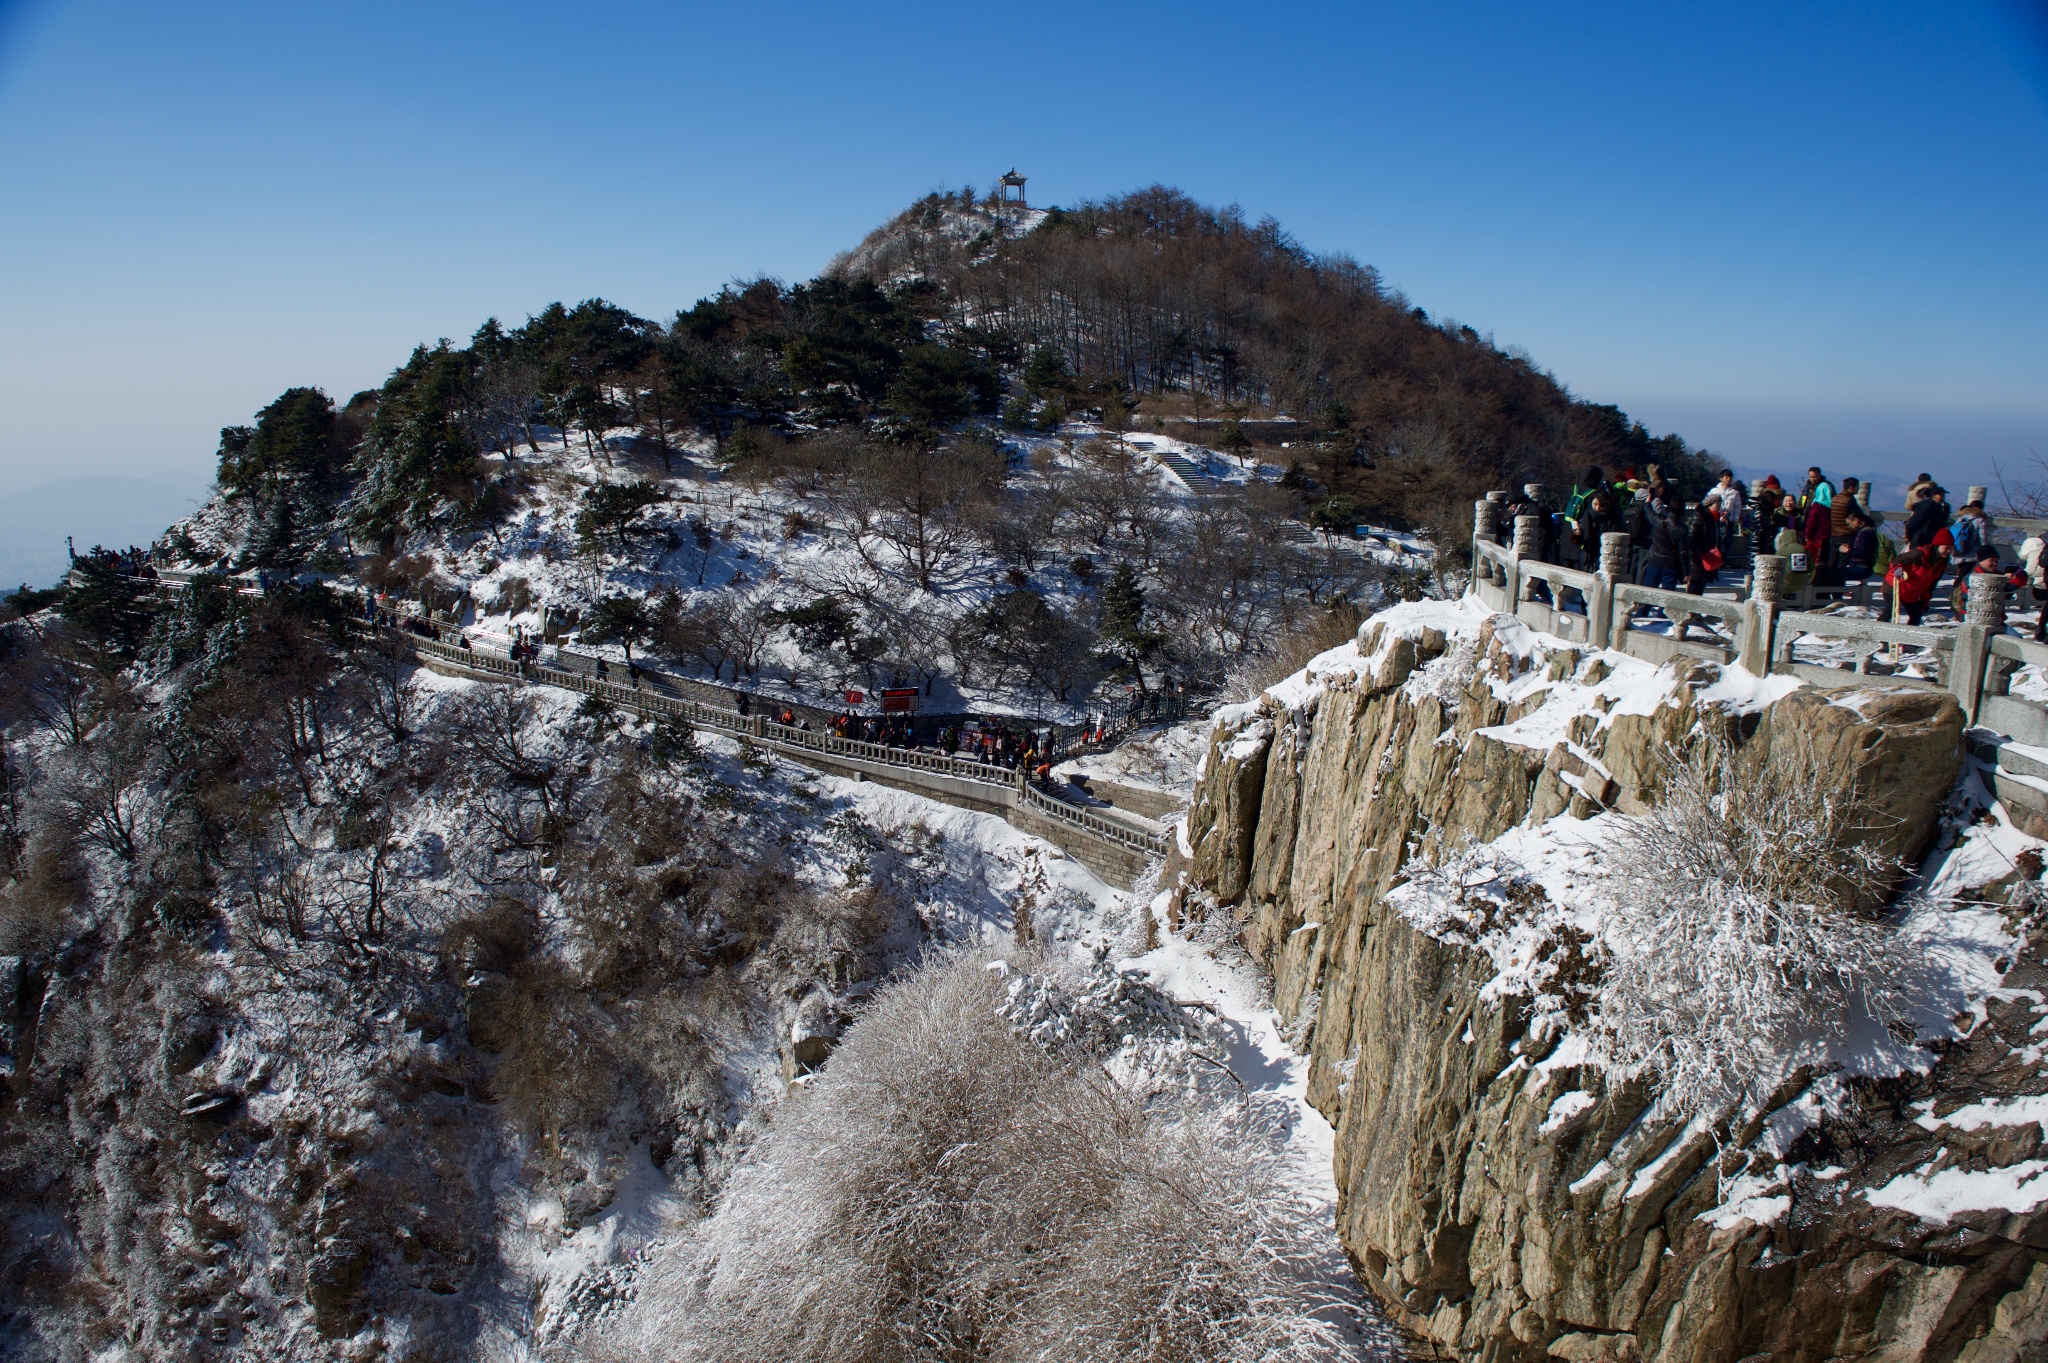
[1801,486,1834,585]
[1953,547,2026,621]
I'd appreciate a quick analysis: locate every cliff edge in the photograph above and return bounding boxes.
[1176,599,2048,1362]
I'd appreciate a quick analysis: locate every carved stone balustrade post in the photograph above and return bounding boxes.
[1590,532,1629,649]
[1743,554,1787,676]
[1598,532,1631,580]
[1968,572,2010,633]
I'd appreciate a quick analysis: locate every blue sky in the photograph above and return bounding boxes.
[1,0,2045,513]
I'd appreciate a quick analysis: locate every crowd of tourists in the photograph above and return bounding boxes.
[1508,465,2042,637]
[363,595,450,643]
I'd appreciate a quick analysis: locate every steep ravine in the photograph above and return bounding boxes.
[1173,601,2048,1362]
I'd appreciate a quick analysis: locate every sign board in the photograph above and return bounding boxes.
[843,690,865,705]
[880,687,919,714]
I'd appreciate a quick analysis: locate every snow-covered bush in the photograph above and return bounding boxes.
[610,951,1347,1363]
[1595,738,1929,1115]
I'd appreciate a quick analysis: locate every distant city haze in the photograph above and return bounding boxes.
[1,1,2043,520]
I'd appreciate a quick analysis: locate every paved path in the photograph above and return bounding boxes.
[393,629,1172,888]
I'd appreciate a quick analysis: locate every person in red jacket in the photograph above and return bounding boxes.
[1803,496,1834,585]
[1885,525,1953,626]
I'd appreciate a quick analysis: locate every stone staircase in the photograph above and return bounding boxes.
[1155,449,1218,491]
[1972,734,2048,837]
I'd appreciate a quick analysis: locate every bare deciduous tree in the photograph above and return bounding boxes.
[46,720,152,862]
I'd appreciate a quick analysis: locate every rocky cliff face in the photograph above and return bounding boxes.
[1177,601,2048,1362]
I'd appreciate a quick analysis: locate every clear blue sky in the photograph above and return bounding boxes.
[2,0,2045,507]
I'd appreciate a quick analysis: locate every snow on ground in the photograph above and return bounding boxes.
[751,735,1409,1350]
[1864,1160,2048,1225]
[1053,715,1210,796]
[1118,914,1407,1355]
[169,414,1430,730]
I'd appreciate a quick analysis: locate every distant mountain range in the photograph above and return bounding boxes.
[0,474,212,589]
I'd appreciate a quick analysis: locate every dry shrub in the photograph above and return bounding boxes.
[1221,601,1363,701]
[360,552,435,594]
[0,840,83,954]
[481,951,627,1150]
[1596,738,1935,1116]
[610,951,1348,1363]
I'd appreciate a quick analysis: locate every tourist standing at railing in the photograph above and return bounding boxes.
[1828,477,1863,549]
[1887,493,1953,626]
[1905,473,1938,512]
[1501,486,1558,601]
[1801,467,1835,512]
[1569,488,1625,572]
[1563,465,1608,548]
[1748,481,1785,562]
[1954,550,2025,622]
[1685,502,1723,594]
[1951,499,1989,565]
[1904,487,1951,550]
[1636,491,1687,592]
[2022,534,2048,643]
[1800,490,1833,584]
[1706,471,1743,559]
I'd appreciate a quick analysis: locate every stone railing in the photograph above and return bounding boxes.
[1469,496,2048,736]
[393,630,1172,862]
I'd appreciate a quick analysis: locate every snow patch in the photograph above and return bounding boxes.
[1864,1160,2048,1224]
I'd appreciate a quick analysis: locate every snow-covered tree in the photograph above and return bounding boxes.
[1595,739,1931,1116]
[613,951,1350,1363]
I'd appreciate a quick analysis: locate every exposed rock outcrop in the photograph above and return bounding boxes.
[1179,602,2048,1361]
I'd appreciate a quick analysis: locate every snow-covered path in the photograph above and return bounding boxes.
[1124,915,1412,1358]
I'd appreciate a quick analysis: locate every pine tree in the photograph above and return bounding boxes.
[590,594,653,663]
[1101,561,1162,691]
[246,493,299,569]
[1023,344,1070,397]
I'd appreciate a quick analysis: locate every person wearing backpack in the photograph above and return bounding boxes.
[1871,521,1897,577]
[1951,499,1989,564]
